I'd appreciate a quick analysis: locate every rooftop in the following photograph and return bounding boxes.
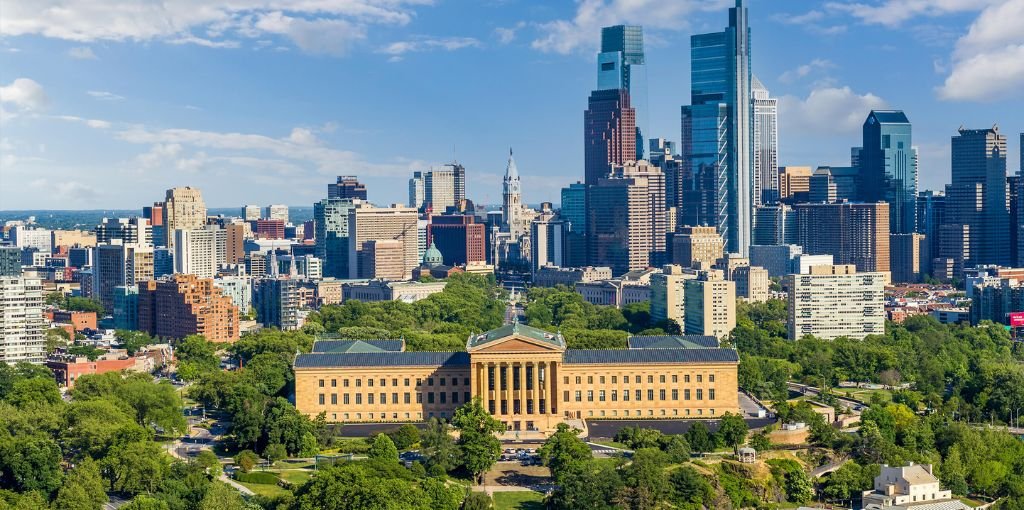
[627,335,720,349]
[467,322,566,350]
[563,348,739,364]
[311,339,405,354]
[294,351,469,368]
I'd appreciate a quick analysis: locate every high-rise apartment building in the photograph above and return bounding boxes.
[314,198,354,279]
[327,176,368,200]
[0,274,46,364]
[778,166,813,203]
[597,25,646,158]
[584,89,636,187]
[347,201,419,280]
[890,233,930,283]
[0,246,21,276]
[254,278,304,330]
[786,264,885,340]
[11,226,52,254]
[587,161,665,275]
[733,265,769,302]
[95,217,151,245]
[969,278,1024,325]
[173,226,226,278]
[137,274,239,342]
[265,205,289,223]
[650,264,696,329]
[164,187,207,248]
[92,242,154,312]
[225,222,246,264]
[752,204,797,246]
[945,126,1010,267]
[671,226,724,269]
[683,270,736,339]
[795,201,891,273]
[530,216,568,275]
[681,0,752,256]
[859,111,918,234]
[428,215,486,266]
[752,76,779,206]
[359,240,406,280]
[242,204,261,221]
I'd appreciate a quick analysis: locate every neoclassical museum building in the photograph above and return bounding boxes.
[294,323,739,433]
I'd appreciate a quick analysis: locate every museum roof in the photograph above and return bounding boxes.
[563,348,739,364]
[466,322,566,350]
[294,351,469,368]
[311,339,405,353]
[627,335,720,349]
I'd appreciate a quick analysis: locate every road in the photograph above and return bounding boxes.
[787,382,864,414]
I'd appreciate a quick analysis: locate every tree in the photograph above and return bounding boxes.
[670,465,714,509]
[300,432,320,457]
[749,431,772,452]
[64,296,105,314]
[784,467,814,503]
[451,398,503,484]
[0,435,63,494]
[388,424,421,450]
[104,441,171,495]
[45,327,70,353]
[54,457,108,510]
[174,335,220,380]
[539,424,592,483]
[234,450,259,473]
[121,495,170,510]
[264,443,287,464]
[117,330,154,355]
[616,448,670,510]
[200,482,246,510]
[717,412,749,452]
[462,492,493,510]
[368,433,399,462]
[196,450,222,478]
[421,418,458,472]
[661,435,691,463]
[685,422,715,454]
[822,462,877,503]
[6,376,61,407]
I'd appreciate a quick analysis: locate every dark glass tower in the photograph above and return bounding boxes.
[680,0,752,256]
[598,25,646,159]
[947,127,1009,267]
[584,89,636,187]
[859,110,918,234]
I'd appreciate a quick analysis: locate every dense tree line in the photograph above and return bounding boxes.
[524,287,677,348]
[302,273,505,351]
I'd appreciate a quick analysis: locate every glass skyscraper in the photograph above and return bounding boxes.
[314,197,354,279]
[946,127,1009,267]
[559,182,586,233]
[859,110,918,234]
[597,25,647,160]
[751,76,778,206]
[681,0,753,256]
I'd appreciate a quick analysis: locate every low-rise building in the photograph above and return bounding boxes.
[48,310,97,332]
[343,280,448,303]
[576,279,651,309]
[533,266,612,288]
[46,349,147,388]
[862,463,970,510]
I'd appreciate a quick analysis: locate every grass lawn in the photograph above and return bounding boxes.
[236,480,289,498]
[589,439,629,449]
[843,388,894,403]
[493,491,545,510]
[277,470,312,485]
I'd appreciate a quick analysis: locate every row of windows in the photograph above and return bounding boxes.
[317,391,472,406]
[565,388,715,402]
[580,408,718,418]
[487,399,549,415]
[317,376,468,389]
[564,374,715,385]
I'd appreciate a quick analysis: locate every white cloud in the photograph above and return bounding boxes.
[54,115,113,129]
[28,179,100,201]
[0,0,432,54]
[495,22,526,44]
[531,0,730,55]
[778,59,835,84]
[0,78,49,115]
[379,36,481,57]
[779,86,888,136]
[287,127,319,146]
[937,0,1024,100]
[825,0,1001,28]
[87,90,125,101]
[67,46,97,59]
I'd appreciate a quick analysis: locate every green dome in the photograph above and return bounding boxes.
[423,241,443,267]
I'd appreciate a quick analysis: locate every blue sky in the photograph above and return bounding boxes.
[1,0,1022,210]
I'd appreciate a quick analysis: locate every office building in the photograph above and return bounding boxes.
[242,204,262,221]
[1010,174,1020,266]
[890,233,930,284]
[859,111,917,234]
[750,244,802,278]
[174,226,226,278]
[137,274,239,342]
[815,166,860,201]
[650,264,696,329]
[683,270,736,339]
[0,274,46,364]
[945,126,1010,267]
[359,240,406,280]
[265,204,289,223]
[733,265,769,302]
[587,161,664,275]
[671,226,724,269]
[0,246,21,276]
[314,198,355,279]
[51,230,97,249]
[294,325,740,428]
[576,279,651,309]
[112,285,139,330]
[531,216,568,275]
[584,89,636,186]
[795,201,890,273]
[95,217,151,245]
[347,201,419,280]
[164,187,207,248]
[256,219,286,240]
[328,176,368,200]
[597,25,647,158]
[560,182,587,233]
[533,266,613,288]
[11,226,52,254]
[143,203,166,247]
[93,242,154,312]
[786,265,885,340]
[153,247,173,278]
[751,76,779,206]
[408,171,425,210]
[224,222,246,264]
[809,168,838,203]
[681,1,752,256]
[970,278,1024,325]
[916,190,945,260]
[254,278,304,330]
[411,164,466,214]
[752,204,797,246]
[778,166,812,203]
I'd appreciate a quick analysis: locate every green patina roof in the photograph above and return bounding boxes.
[467,322,566,350]
[311,339,405,353]
[627,335,720,350]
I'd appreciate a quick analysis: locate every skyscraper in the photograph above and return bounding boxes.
[859,110,918,234]
[945,126,1009,267]
[584,89,636,187]
[795,201,891,273]
[413,164,467,214]
[0,274,46,363]
[428,215,486,266]
[751,76,779,206]
[597,25,647,159]
[916,190,946,267]
[786,265,885,341]
[164,187,207,249]
[327,176,368,200]
[314,198,354,279]
[681,0,753,256]
[530,215,568,274]
[559,182,586,233]
[587,161,664,275]
[265,205,289,223]
[502,150,528,238]
[173,226,226,278]
[346,201,419,280]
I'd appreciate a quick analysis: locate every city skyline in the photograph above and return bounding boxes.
[2,0,1024,210]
